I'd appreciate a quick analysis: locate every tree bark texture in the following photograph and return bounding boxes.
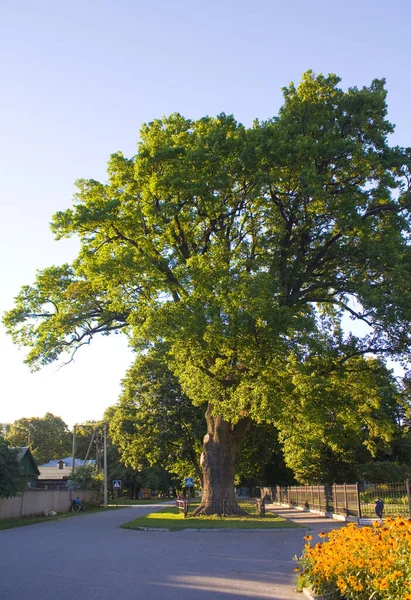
[192,404,251,516]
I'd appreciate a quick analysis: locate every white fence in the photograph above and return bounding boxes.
[0,489,99,520]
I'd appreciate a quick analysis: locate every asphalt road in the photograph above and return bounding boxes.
[0,503,304,600]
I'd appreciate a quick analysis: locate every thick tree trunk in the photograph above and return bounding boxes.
[192,403,251,516]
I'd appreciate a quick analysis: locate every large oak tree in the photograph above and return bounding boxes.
[4,72,411,514]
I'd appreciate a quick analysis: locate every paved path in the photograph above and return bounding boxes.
[0,502,347,600]
[267,504,348,536]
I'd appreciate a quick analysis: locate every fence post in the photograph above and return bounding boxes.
[317,486,321,512]
[311,485,314,510]
[19,489,25,517]
[344,483,348,517]
[406,479,411,519]
[356,482,362,521]
[325,485,330,513]
[334,484,337,515]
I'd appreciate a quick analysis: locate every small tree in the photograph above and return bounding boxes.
[0,438,25,498]
[109,351,205,486]
[69,464,103,491]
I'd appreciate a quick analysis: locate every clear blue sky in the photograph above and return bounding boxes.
[1,0,410,428]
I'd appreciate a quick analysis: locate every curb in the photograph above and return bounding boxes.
[181,527,301,532]
[125,526,303,532]
[130,526,170,531]
[359,518,384,526]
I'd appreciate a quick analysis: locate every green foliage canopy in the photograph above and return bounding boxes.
[6,413,71,465]
[277,356,409,483]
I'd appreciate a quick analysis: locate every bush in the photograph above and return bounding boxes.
[357,461,410,483]
[68,464,103,490]
[296,518,411,599]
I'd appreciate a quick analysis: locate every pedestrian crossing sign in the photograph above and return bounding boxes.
[112,480,122,489]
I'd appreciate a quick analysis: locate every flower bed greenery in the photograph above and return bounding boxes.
[296,517,411,599]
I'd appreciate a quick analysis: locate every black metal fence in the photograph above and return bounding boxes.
[359,481,411,518]
[253,482,411,520]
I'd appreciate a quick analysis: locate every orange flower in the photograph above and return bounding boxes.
[375,577,390,590]
[346,575,363,592]
[336,577,347,593]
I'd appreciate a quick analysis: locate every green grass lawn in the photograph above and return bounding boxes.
[109,497,174,506]
[121,504,299,531]
[0,505,122,531]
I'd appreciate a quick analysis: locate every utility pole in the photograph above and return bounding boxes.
[103,423,108,508]
[84,429,96,464]
[72,425,77,476]
[27,422,35,448]
[95,429,99,471]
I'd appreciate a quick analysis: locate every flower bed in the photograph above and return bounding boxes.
[296,517,411,599]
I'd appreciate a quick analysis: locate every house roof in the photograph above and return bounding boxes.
[10,446,40,476]
[15,446,30,461]
[39,457,96,468]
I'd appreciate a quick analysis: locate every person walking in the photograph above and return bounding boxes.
[375,497,384,519]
